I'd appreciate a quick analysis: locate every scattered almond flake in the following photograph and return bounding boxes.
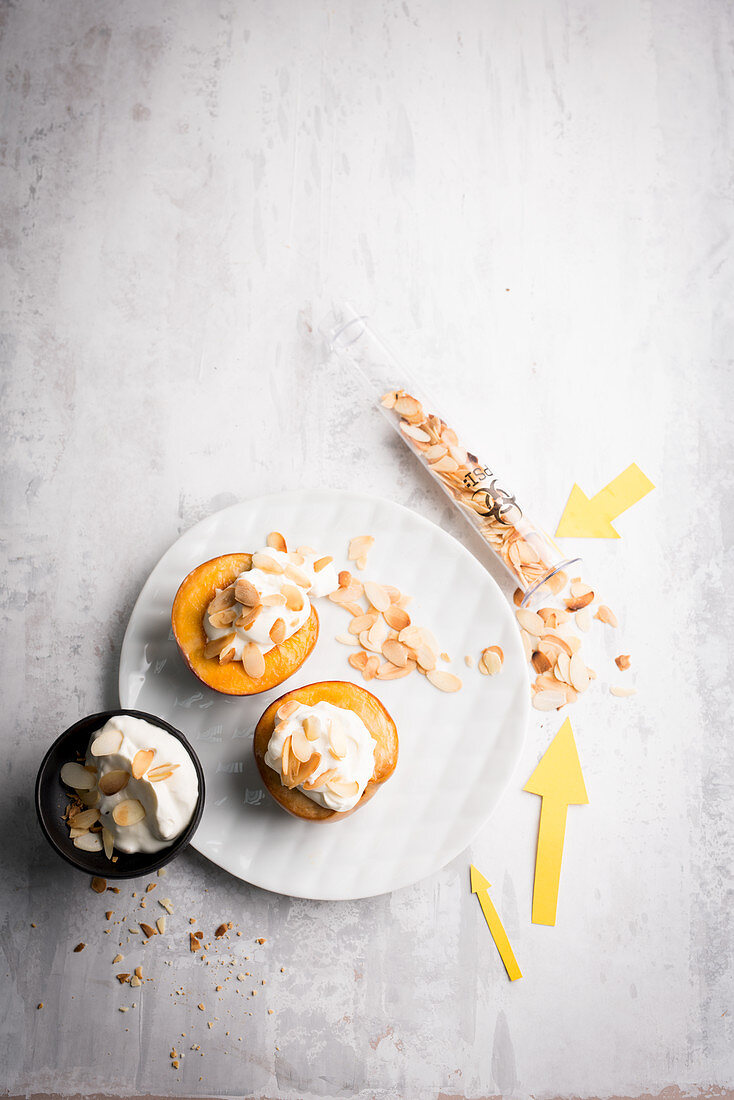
[464,655,475,668]
[532,650,552,674]
[610,685,637,697]
[154,916,166,935]
[364,581,390,612]
[198,1003,205,1011]
[440,651,450,662]
[159,898,174,914]
[256,938,266,944]
[595,604,619,627]
[237,973,246,981]
[426,669,462,693]
[568,653,590,693]
[615,654,631,671]
[266,531,287,552]
[73,943,85,953]
[90,876,107,893]
[569,580,593,598]
[362,655,380,681]
[134,966,143,979]
[119,1006,129,1013]
[215,923,227,939]
[348,535,374,563]
[335,633,360,646]
[37,1003,43,1010]
[145,882,156,893]
[532,690,567,711]
[516,607,544,636]
[480,647,503,675]
[128,927,140,934]
[113,953,124,964]
[189,933,201,952]
[575,608,591,633]
[139,922,156,938]
[130,976,141,988]
[116,973,130,984]
[565,590,594,612]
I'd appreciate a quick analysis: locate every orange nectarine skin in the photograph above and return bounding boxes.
[253,680,399,821]
[171,553,319,696]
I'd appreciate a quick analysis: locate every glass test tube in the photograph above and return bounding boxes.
[319,302,578,605]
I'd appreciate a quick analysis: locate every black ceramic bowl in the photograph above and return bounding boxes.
[35,709,205,879]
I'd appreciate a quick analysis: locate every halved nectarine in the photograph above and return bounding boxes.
[253,680,399,822]
[171,553,319,696]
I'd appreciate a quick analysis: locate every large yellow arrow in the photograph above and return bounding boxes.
[524,718,588,926]
[470,865,522,981]
[555,463,654,538]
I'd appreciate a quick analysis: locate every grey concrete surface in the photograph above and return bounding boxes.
[1,0,733,1097]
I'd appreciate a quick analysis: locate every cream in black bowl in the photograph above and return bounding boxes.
[35,709,205,879]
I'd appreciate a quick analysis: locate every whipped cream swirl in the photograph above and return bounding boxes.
[86,715,199,854]
[203,546,338,661]
[264,700,376,812]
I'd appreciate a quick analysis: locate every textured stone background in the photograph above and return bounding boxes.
[1,0,732,1097]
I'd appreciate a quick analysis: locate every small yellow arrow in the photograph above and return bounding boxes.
[555,463,654,538]
[470,865,522,981]
[524,718,588,926]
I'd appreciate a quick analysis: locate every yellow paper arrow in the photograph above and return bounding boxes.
[470,865,522,981]
[555,463,654,538]
[524,718,588,926]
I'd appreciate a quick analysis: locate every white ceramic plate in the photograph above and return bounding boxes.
[119,490,530,900]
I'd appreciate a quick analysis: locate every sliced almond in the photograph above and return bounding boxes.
[376,659,416,680]
[78,789,100,807]
[364,582,390,612]
[156,916,166,934]
[98,770,130,796]
[285,563,311,588]
[204,634,234,659]
[281,735,291,777]
[610,685,637,697]
[313,555,333,573]
[328,725,348,760]
[234,578,260,607]
[615,654,631,671]
[269,618,287,644]
[60,761,96,790]
[569,653,590,693]
[349,613,379,635]
[277,700,300,721]
[366,618,390,652]
[302,716,320,742]
[207,586,236,614]
[547,570,567,595]
[282,584,305,612]
[132,749,155,780]
[532,690,567,711]
[303,767,338,791]
[252,551,285,574]
[90,728,124,758]
[383,605,410,631]
[570,580,593,598]
[413,643,436,671]
[208,607,238,629]
[565,591,594,612]
[112,799,146,827]
[140,922,157,938]
[348,651,369,672]
[266,531,287,552]
[362,656,380,681]
[381,390,398,408]
[296,752,321,785]
[148,763,179,781]
[335,633,360,646]
[235,605,262,630]
[69,808,100,831]
[74,832,104,852]
[426,669,462,692]
[243,643,266,679]
[516,608,544,636]
[575,608,591,633]
[532,651,552,674]
[326,777,360,798]
[382,639,409,668]
[290,726,312,763]
[400,421,431,443]
[595,604,619,627]
[102,827,114,860]
[554,651,571,684]
[393,394,422,418]
[261,593,286,607]
[348,535,374,562]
